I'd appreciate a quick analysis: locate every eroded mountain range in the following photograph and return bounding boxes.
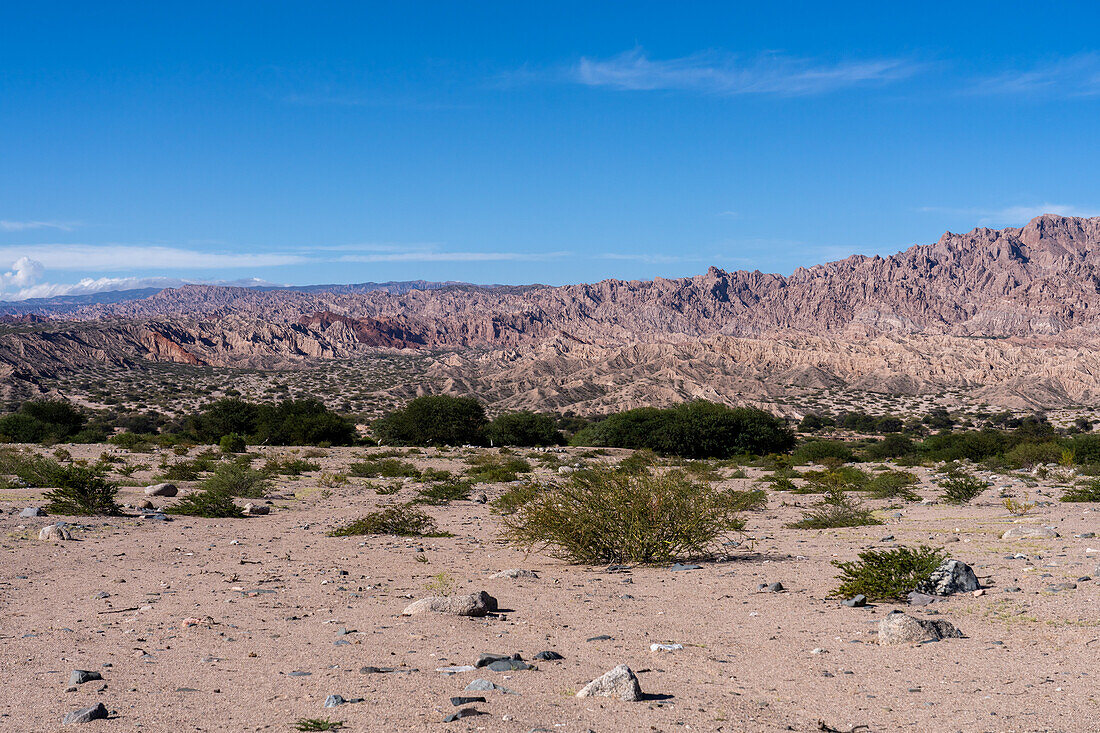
[4,214,1100,411]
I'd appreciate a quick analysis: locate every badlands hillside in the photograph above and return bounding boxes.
[3,214,1100,412]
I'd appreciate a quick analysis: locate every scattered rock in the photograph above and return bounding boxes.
[19,507,46,518]
[62,703,108,724]
[144,483,177,497]
[470,492,488,504]
[136,500,155,510]
[443,707,483,722]
[1049,582,1077,592]
[759,582,784,592]
[586,635,613,642]
[487,659,532,671]
[669,563,701,572]
[242,502,269,516]
[69,670,102,686]
[475,653,517,668]
[402,591,497,617]
[927,559,979,595]
[842,595,867,607]
[575,664,642,701]
[650,643,683,652]
[1001,526,1059,540]
[878,612,963,645]
[39,524,72,541]
[490,568,538,579]
[465,679,519,695]
[323,694,363,707]
[533,651,563,661]
[450,696,486,706]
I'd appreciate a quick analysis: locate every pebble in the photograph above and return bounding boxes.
[443,708,483,722]
[650,643,683,652]
[490,569,538,579]
[669,563,702,572]
[323,694,363,707]
[532,651,563,661]
[68,670,102,686]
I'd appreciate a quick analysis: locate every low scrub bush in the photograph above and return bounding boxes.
[466,454,532,483]
[328,503,448,537]
[42,466,121,516]
[1061,480,1100,502]
[787,489,882,529]
[348,458,420,479]
[490,481,542,515]
[373,395,487,446]
[485,411,563,446]
[166,489,245,518]
[264,457,321,475]
[939,471,989,505]
[201,459,270,498]
[865,470,920,501]
[499,468,747,564]
[832,545,947,601]
[416,478,473,505]
[793,440,854,464]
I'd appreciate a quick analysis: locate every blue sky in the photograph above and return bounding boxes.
[2,2,1100,299]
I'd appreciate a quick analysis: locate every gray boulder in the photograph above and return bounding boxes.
[1001,525,1059,539]
[39,524,72,541]
[926,559,979,595]
[69,670,103,685]
[63,703,108,724]
[401,591,497,617]
[878,612,963,645]
[19,507,46,518]
[144,483,178,497]
[576,664,642,701]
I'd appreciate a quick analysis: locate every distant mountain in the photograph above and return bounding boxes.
[4,215,1100,411]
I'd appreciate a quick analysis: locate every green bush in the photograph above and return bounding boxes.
[1061,480,1100,502]
[348,457,420,478]
[108,432,154,452]
[490,481,542,515]
[415,478,473,505]
[166,489,245,518]
[939,471,989,504]
[219,433,247,453]
[42,466,121,516]
[201,459,270,498]
[486,411,563,447]
[499,468,747,564]
[571,402,794,458]
[328,503,448,537]
[374,395,487,446]
[786,488,882,529]
[864,434,916,460]
[793,440,854,464]
[189,398,355,446]
[465,454,532,483]
[0,400,85,443]
[866,470,920,500]
[264,457,321,475]
[832,546,947,601]
[1004,441,1062,469]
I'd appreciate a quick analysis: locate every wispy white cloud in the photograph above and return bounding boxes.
[0,244,306,271]
[971,54,1100,97]
[571,48,921,96]
[919,204,1100,227]
[338,250,570,263]
[597,252,710,265]
[0,220,79,232]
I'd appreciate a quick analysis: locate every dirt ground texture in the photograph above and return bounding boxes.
[2,444,1099,732]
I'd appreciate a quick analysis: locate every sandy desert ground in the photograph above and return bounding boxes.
[3,445,1099,732]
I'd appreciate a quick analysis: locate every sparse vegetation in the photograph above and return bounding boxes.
[328,503,449,537]
[201,459,271,498]
[42,466,122,516]
[294,718,344,731]
[939,470,989,504]
[1061,480,1100,502]
[348,457,420,479]
[165,488,246,518]
[787,488,882,529]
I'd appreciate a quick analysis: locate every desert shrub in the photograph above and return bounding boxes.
[466,454,532,483]
[328,503,448,537]
[318,472,349,488]
[939,471,989,504]
[415,478,473,505]
[1004,441,1062,469]
[571,402,793,459]
[42,466,121,516]
[499,468,747,564]
[189,398,259,442]
[1061,480,1100,502]
[798,413,833,432]
[864,434,916,460]
[919,429,1013,463]
[866,470,920,500]
[166,489,245,518]
[189,398,355,446]
[201,459,270,498]
[832,546,947,601]
[0,448,66,487]
[374,395,487,446]
[793,440,854,464]
[486,411,563,447]
[108,432,154,452]
[264,457,321,475]
[490,481,542,515]
[1068,434,1100,464]
[616,449,659,474]
[347,457,420,479]
[799,465,868,493]
[787,488,882,529]
[419,467,453,482]
[294,718,344,732]
[0,400,85,443]
[219,433,247,454]
[723,488,768,511]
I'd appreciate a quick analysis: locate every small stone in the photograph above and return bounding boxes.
[879,535,895,542]
[144,483,178,497]
[878,612,963,645]
[842,595,867,607]
[242,502,269,516]
[575,664,642,701]
[19,507,46,518]
[1001,526,1059,540]
[1003,586,1021,593]
[764,582,784,592]
[443,708,483,722]
[436,665,477,674]
[450,696,486,706]
[62,703,108,724]
[69,670,102,686]
[586,635,613,642]
[532,651,563,661]
[972,589,985,597]
[475,653,515,668]
[465,679,519,695]
[1077,532,1096,539]
[401,591,497,617]
[490,568,538,579]
[470,492,488,504]
[39,524,72,541]
[322,694,362,707]
[669,563,702,572]
[487,659,532,671]
[1049,582,1077,592]
[650,643,683,652]
[136,500,154,510]
[907,592,937,606]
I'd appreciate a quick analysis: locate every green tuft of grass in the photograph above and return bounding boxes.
[294,719,344,732]
[1061,479,1100,502]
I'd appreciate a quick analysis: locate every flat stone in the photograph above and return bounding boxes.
[669,563,701,572]
[443,708,483,722]
[402,591,497,617]
[878,612,963,645]
[39,524,72,541]
[842,595,867,607]
[19,507,46,518]
[576,664,642,701]
[69,670,102,686]
[450,696,486,706]
[586,635,613,642]
[323,694,363,707]
[62,703,108,724]
[1001,526,1059,540]
[465,679,519,695]
[487,659,532,671]
[144,483,178,497]
[650,643,683,652]
[533,651,563,661]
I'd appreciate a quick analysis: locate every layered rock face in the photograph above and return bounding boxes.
[4,215,1100,410]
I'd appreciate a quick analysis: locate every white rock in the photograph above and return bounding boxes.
[576,664,642,701]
